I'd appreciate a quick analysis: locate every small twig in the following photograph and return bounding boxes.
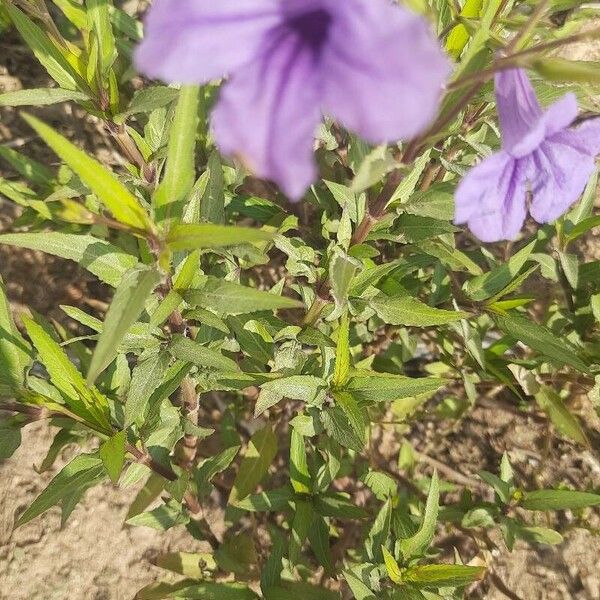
[505,0,551,55]
[418,452,487,491]
[125,443,177,482]
[489,571,526,600]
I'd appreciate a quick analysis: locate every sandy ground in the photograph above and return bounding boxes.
[0,424,200,600]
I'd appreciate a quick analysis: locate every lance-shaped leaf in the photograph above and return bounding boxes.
[166,223,272,252]
[521,489,600,511]
[399,471,439,560]
[0,87,89,107]
[403,564,486,588]
[0,276,31,394]
[23,114,154,232]
[0,233,139,287]
[169,335,240,372]
[370,292,468,326]
[100,430,126,483]
[495,314,589,373]
[184,278,301,314]
[154,85,199,221]
[332,313,351,388]
[87,0,117,77]
[535,386,590,447]
[465,240,536,301]
[345,372,444,404]
[6,5,82,91]
[230,426,277,503]
[17,453,106,526]
[87,266,161,384]
[23,316,111,431]
[290,429,311,495]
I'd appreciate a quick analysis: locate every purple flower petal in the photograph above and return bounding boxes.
[558,117,600,156]
[321,0,450,142]
[135,0,282,83]
[211,32,322,200]
[496,68,544,157]
[542,93,579,138]
[455,152,528,242]
[528,135,597,224]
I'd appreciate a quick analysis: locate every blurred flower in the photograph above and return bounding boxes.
[455,68,600,242]
[136,0,449,199]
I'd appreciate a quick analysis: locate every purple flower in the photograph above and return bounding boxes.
[455,68,600,242]
[135,0,449,199]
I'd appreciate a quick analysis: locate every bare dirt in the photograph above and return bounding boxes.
[1,13,599,600]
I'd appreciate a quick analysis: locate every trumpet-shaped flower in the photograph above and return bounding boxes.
[135,0,449,199]
[455,68,600,242]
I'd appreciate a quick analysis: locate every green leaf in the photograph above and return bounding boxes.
[125,350,171,426]
[0,425,21,460]
[534,386,590,447]
[290,429,311,494]
[232,486,294,512]
[343,570,377,600]
[345,372,444,404]
[166,223,272,251]
[333,314,351,388]
[6,5,82,90]
[289,498,314,565]
[403,184,455,221]
[23,316,111,431]
[126,500,189,530]
[87,266,161,384]
[495,314,589,373]
[382,546,402,584]
[365,499,392,561]
[532,58,600,84]
[399,471,439,560]
[137,582,258,600]
[87,0,117,77]
[517,526,564,546]
[333,390,366,448]
[396,214,459,242]
[256,375,326,416]
[0,233,139,287]
[117,86,179,119]
[321,406,364,453]
[197,151,226,224]
[195,446,240,491]
[154,551,216,579]
[169,335,240,372]
[362,471,397,501]
[184,278,301,314]
[308,516,334,573]
[17,453,106,526]
[23,114,154,232]
[446,0,483,58]
[154,86,199,220]
[230,426,278,502]
[0,87,89,107]
[330,250,360,308]
[465,241,536,301]
[314,493,368,519]
[403,564,486,588]
[522,489,600,511]
[370,293,468,326]
[126,474,166,519]
[478,471,511,504]
[0,276,30,394]
[100,430,126,483]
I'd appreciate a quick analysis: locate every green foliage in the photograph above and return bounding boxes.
[1,1,599,598]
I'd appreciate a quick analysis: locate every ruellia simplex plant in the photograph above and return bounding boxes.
[1,0,600,598]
